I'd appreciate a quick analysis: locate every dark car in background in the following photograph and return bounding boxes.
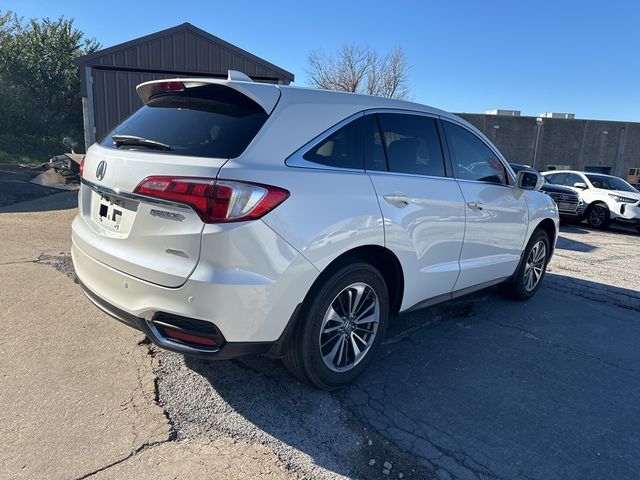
[511,164,583,221]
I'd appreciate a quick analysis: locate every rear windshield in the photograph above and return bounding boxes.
[100,84,268,158]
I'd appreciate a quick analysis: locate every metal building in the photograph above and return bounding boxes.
[74,22,294,149]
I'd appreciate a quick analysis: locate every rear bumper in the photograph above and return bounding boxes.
[71,215,319,356]
[78,277,272,359]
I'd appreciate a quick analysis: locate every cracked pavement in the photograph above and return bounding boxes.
[0,192,297,480]
[1,189,639,480]
[339,223,640,480]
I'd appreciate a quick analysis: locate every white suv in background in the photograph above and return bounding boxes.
[72,73,558,390]
[542,170,640,231]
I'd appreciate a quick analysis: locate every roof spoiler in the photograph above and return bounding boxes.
[227,70,253,82]
[136,71,280,114]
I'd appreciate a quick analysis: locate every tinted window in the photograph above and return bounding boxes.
[586,174,637,192]
[443,122,507,184]
[545,173,568,185]
[377,114,445,177]
[563,173,584,187]
[363,115,387,171]
[303,117,364,169]
[100,84,267,158]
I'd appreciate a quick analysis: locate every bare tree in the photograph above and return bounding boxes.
[307,45,410,100]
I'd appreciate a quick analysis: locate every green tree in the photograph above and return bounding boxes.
[0,11,100,160]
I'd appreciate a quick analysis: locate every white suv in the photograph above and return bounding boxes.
[542,170,640,231]
[72,73,559,389]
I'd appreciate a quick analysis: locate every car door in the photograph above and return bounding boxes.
[365,112,466,310]
[441,120,528,292]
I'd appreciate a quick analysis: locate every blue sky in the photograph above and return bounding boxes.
[4,0,639,121]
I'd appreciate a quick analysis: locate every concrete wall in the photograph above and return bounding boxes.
[459,113,640,178]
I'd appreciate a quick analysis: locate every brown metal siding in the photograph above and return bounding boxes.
[92,69,180,141]
[78,23,293,144]
[89,30,287,80]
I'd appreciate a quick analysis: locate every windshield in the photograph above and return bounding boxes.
[100,84,268,159]
[586,174,638,192]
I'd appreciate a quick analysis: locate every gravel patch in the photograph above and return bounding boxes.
[36,253,75,279]
[155,350,432,479]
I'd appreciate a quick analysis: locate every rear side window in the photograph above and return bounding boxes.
[545,173,568,185]
[303,117,365,169]
[100,84,268,158]
[377,114,445,177]
[563,173,584,187]
[443,122,508,184]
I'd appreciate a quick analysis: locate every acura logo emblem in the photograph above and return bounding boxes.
[96,161,107,181]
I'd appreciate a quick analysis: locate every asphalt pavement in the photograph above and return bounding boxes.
[157,223,640,480]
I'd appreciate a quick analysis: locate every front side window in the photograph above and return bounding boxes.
[376,114,446,177]
[443,122,507,184]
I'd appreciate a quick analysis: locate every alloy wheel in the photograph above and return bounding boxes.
[523,240,547,292]
[319,282,379,372]
[589,206,606,227]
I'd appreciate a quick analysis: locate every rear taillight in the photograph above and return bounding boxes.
[133,176,289,223]
[79,156,85,177]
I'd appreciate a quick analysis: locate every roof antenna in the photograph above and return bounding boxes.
[227,70,253,82]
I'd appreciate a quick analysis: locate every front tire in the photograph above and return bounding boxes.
[283,262,389,390]
[501,229,550,300]
[586,203,611,229]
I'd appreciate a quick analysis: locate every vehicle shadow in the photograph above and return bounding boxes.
[178,274,640,479]
[180,352,383,478]
[0,165,78,213]
[561,221,639,238]
[0,190,77,213]
[555,234,597,252]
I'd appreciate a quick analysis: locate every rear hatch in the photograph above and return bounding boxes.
[75,81,278,287]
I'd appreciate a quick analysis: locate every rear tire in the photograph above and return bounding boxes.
[586,203,611,229]
[501,229,550,301]
[283,262,389,391]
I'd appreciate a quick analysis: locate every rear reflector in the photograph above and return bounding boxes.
[133,176,289,223]
[161,326,217,346]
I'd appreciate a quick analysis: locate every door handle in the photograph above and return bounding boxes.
[466,201,484,210]
[383,193,411,208]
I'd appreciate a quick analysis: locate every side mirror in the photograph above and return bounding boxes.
[516,170,544,191]
[573,182,588,189]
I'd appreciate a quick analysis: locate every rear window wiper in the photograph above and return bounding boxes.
[111,135,172,151]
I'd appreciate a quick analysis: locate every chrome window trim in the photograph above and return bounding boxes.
[81,177,194,211]
[285,111,366,172]
[438,116,517,186]
[285,108,445,176]
[367,170,458,182]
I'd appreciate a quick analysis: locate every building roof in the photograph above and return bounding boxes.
[73,22,294,83]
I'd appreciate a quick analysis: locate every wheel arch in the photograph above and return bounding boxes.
[312,245,404,317]
[532,218,557,260]
[269,245,403,358]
